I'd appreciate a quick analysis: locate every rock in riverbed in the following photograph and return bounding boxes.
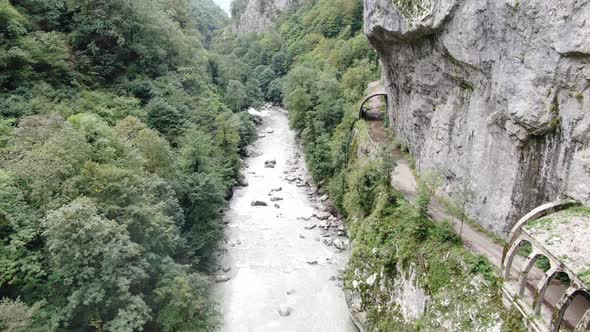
[215,275,231,283]
[306,259,318,265]
[278,305,292,316]
[265,159,277,168]
[334,239,346,250]
[251,200,268,206]
[270,196,283,202]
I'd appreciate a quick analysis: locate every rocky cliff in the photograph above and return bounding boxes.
[364,0,590,235]
[231,0,298,33]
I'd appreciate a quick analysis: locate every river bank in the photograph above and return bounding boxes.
[211,105,357,331]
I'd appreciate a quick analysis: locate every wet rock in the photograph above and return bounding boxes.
[278,305,292,316]
[313,211,331,220]
[306,259,318,265]
[237,176,248,187]
[251,200,268,206]
[215,275,231,283]
[334,239,346,251]
[252,115,263,125]
[270,196,283,202]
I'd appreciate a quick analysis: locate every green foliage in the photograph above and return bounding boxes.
[43,198,151,330]
[0,298,45,332]
[416,171,443,218]
[0,1,243,330]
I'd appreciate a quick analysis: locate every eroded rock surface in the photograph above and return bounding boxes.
[365,0,590,234]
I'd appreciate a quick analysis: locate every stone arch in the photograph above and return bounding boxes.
[518,250,546,297]
[533,267,573,315]
[576,307,590,331]
[550,288,590,332]
[503,236,533,280]
[358,93,388,120]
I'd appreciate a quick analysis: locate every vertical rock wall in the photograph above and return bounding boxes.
[364,0,590,234]
[231,0,299,33]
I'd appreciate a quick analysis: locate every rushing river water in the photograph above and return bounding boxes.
[212,106,357,332]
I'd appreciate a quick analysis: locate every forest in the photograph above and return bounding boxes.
[0,0,378,330]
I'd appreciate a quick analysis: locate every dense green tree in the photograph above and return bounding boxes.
[43,198,150,330]
[224,80,247,112]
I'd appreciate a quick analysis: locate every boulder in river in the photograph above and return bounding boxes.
[306,259,318,265]
[258,133,266,138]
[274,203,280,208]
[215,275,231,283]
[313,211,331,220]
[286,289,296,295]
[322,237,334,246]
[251,200,268,206]
[278,305,292,316]
[334,239,346,251]
[222,266,231,273]
[266,128,274,134]
[264,159,277,168]
[270,196,283,202]
[271,186,282,192]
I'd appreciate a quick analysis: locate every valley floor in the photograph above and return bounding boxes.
[211,106,357,331]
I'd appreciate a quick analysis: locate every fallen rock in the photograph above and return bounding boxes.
[270,196,283,202]
[251,200,268,207]
[215,275,231,283]
[278,305,292,316]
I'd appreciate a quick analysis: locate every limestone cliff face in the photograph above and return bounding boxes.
[365,0,590,234]
[231,0,298,33]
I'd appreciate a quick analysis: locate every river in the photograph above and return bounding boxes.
[212,106,358,332]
